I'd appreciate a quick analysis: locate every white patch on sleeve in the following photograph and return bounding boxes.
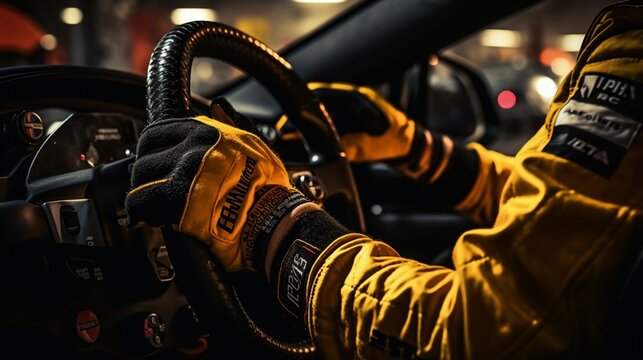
[555,100,641,148]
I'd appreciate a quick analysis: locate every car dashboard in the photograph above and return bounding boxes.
[0,106,209,359]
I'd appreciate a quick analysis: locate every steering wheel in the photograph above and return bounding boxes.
[145,22,364,358]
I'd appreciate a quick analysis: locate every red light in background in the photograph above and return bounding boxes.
[497,90,516,109]
[80,153,86,161]
[539,48,558,66]
[428,54,439,66]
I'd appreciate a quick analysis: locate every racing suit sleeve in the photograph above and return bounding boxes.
[306,4,643,359]
[450,143,514,226]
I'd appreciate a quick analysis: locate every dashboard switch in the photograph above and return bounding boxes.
[150,246,175,282]
[60,205,81,235]
[42,199,105,247]
[143,313,166,348]
[293,172,326,203]
[121,312,167,353]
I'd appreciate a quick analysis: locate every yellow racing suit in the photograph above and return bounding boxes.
[306,3,643,359]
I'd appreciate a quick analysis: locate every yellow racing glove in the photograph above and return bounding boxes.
[124,99,329,273]
[309,82,463,185]
[309,82,419,163]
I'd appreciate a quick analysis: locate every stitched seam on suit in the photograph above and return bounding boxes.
[499,196,632,358]
[502,209,632,359]
[458,255,491,268]
[337,264,460,354]
[338,256,489,311]
[459,255,543,359]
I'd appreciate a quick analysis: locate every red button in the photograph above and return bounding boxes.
[76,310,100,343]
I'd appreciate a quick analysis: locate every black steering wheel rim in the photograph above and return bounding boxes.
[146,21,341,164]
[146,21,364,358]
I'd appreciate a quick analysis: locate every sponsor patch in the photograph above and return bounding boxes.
[576,73,641,119]
[544,74,642,178]
[555,100,640,148]
[544,125,626,177]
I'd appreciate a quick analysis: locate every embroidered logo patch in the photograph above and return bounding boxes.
[544,73,642,178]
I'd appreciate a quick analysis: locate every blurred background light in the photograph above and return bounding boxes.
[171,8,216,25]
[428,54,439,66]
[539,48,575,77]
[60,7,83,25]
[497,90,517,109]
[39,34,57,50]
[539,48,558,65]
[480,29,522,48]
[532,75,557,99]
[550,57,574,76]
[558,34,585,52]
[527,75,557,112]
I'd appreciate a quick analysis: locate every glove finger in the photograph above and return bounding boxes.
[132,120,219,187]
[137,119,217,157]
[130,144,206,187]
[210,97,269,143]
[125,180,186,227]
[312,87,389,136]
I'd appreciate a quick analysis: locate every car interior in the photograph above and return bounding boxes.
[1,0,639,358]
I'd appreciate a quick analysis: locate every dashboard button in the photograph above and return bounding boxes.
[17,111,45,145]
[76,310,101,343]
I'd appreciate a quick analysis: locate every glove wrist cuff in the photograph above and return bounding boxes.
[388,126,456,185]
[264,202,322,278]
[386,124,430,169]
[241,186,313,272]
[269,210,349,320]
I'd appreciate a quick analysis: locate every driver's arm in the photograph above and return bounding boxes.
[308,6,643,358]
[309,83,514,226]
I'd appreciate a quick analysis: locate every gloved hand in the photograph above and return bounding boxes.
[309,82,453,183]
[124,98,321,273]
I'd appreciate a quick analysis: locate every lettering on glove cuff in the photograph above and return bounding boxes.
[276,239,321,318]
[241,186,310,271]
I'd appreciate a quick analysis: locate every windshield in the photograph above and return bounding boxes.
[0,0,362,94]
[0,0,620,150]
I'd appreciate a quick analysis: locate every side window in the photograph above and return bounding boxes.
[381,55,499,147]
[425,57,490,143]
